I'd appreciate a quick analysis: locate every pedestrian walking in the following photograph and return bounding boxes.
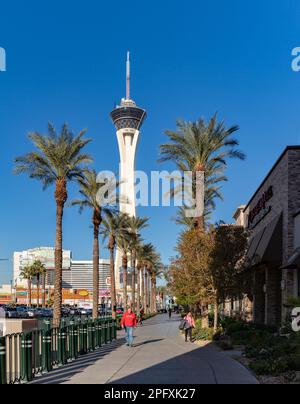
[139,307,145,326]
[121,307,138,347]
[184,312,195,343]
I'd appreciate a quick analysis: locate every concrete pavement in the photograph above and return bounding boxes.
[30,314,258,384]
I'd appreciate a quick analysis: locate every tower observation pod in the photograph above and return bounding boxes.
[110,52,147,294]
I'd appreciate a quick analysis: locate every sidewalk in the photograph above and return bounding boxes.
[30,314,258,384]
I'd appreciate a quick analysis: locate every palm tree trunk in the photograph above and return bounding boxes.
[141,267,145,311]
[137,265,141,316]
[53,178,67,327]
[131,250,136,311]
[148,275,151,312]
[194,169,205,230]
[28,279,32,308]
[109,237,117,319]
[42,274,46,308]
[37,276,40,308]
[122,254,128,307]
[93,216,100,319]
[145,271,149,313]
[152,277,157,313]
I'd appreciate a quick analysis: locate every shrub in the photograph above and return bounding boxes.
[217,340,233,351]
[212,330,223,341]
[249,358,289,376]
[193,327,215,341]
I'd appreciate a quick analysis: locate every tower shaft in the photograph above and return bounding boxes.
[110,53,147,301]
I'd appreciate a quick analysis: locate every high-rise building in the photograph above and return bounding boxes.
[13,247,72,284]
[13,247,110,293]
[110,52,147,289]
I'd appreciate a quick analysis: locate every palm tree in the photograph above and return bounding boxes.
[31,260,46,308]
[136,243,156,314]
[71,169,117,319]
[149,257,164,313]
[20,265,34,307]
[159,114,245,230]
[101,212,125,319]
[117,236,131,308]
[15,123,92,326]
[125,216,149,311]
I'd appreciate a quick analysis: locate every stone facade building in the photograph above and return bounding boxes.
[234,146,300,325]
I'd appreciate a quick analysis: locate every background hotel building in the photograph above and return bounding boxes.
[234,146,300,325]
[12,248,111,304]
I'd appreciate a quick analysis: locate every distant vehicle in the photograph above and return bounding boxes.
[61,308,71,317]
[39,309,52,318]
[69,307,80,316]
[3,307,18,319]
[78,308,89,316]
[27,308,38,318]
[16,307,29,319]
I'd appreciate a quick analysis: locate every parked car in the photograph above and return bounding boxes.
[26,308,38,318]
[3,306,18,319]
[61,307,71,317]
[78,307,92,316]
[16,306,29,319]
[39,309,52,318]
[69,307,81,316]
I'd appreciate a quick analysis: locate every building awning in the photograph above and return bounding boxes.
[246,228,265,262]
[247,213,282,266]
[282,247,300,269]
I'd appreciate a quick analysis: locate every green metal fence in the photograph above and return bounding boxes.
[0,317,117,384]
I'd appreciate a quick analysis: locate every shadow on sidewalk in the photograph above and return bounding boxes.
[133,339,164,348]
[29,338,126,385]
[107,342,259,385]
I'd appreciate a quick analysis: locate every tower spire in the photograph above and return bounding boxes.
[126,51,130,100]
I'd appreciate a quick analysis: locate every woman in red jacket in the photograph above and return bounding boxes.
[121,308,138,347]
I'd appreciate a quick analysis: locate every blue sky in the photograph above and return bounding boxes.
[1,0,300,284]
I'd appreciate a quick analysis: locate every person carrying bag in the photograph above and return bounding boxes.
[183,312,195,343]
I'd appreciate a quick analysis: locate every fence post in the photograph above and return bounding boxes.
[0,337,6,385]
[114,319,117,340]
[104,320,108,344]
[97,319,102,347]
[43,329,52,373]
[91,320,96,351]
[69,320,75,361]
[87,319,92,351]
[73,322,79,359]
[79,321,87,355]
[22,333,33,382]
[108,319,111,343]
[58,327,67,366]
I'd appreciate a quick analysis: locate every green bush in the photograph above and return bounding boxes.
[249,358,289,376]
[217,340,233,351]
[193,327,215,341]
